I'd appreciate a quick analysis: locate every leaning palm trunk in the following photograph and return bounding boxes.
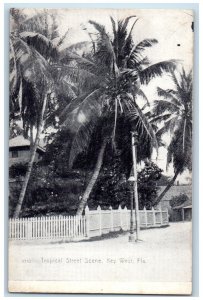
[156,169,180,204]
[13,94,48,218]
[76,139,107,215]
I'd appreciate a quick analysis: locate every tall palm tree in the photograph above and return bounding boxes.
[10,9,79,217]
[61,16,177,215]
[152,68,192,203]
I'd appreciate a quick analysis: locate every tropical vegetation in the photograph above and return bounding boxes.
[60,16,177,214]
[152,69,192,203]
[9,9,192,219]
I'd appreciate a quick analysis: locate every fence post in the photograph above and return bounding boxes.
[152,207,156,226]
[109,206,113,232]
[160,208,163,225]
[124,206,128,230]
[166,208,169,224]
[118,205,122,230]
[85,205,90,238]
[97,205,102,236]
[143,207,147,228]
[27,218,32,240]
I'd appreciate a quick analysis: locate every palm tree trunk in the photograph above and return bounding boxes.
[29,125,34,158]
[76,139,107,215]
[13,94,47,218]
[156,169,180,204]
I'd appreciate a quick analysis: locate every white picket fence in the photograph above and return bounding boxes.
[9,206,168,241]
[9,215,86,241]
[85,205,169,238]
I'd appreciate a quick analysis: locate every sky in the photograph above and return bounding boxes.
[22,8,194,183]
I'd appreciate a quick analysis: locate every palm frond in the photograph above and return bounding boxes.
[69,119,96,168]
[119,15,137,33]
[134,39,158,52]
[62,53,99,75]
[89,20,106,34]
[56,78,77,100]
[61,88,103,127]
[157,87,180,106]
[127,99,159,153]
[9,38,18,96]
[166,121,192,173]
[13,37,53,80]
[126,39,157,68]
[89,19,118,75]
[153,99,180,115]
[150,113,171,123]
[56,30,69,47]
[139,60,177,85]
[135,89,150,106]
[20,31,58,62]
[110,16,117,37]
[110,16,118,60]
[65,41,91,52]
[120,17,139,53]
[155,116,180,138]
[171,70,193,105]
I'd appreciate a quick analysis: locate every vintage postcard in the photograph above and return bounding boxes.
[8,8,193,294]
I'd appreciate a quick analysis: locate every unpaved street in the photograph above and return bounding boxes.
[9,222,192,293]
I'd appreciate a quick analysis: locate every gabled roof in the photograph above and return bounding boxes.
[9,136,45,152]
[157,185,192,201]
[173,198,192,210]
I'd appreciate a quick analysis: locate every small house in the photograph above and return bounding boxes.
[156,185,192,221]
[9,135,45,167]
[172,199,192,221]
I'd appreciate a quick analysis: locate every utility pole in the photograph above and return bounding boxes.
[128,175,135,242]
[131,131,140,241]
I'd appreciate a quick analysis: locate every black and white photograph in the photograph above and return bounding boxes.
[8,7,193,294]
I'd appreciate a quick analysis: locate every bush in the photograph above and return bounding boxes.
[170,193,189,208]
[9,163,28,178]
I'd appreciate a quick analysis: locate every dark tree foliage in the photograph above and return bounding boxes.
[137,162,163,209]
[9,161,86,217]
[88,160,163,210]
[156,174,171,186]
[9,162,28,178]
[10,141,163,217]
[170,193,189,208]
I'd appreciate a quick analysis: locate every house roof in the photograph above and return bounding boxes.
[9,136,45,152]
[173,198,192,209]
[157,185,192,201]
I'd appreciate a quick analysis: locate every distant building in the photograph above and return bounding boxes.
[9,135,45,167]
[172,198,192,221]
[156,185,192,221]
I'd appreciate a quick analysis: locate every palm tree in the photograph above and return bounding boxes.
[10,9,79,217]
[152,68,192,203]
[62,16,177,215]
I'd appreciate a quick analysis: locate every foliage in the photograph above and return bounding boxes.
[9,12,178,216]
[170,193,189,208]
[152,68,192,174]
[9,162,28,178]
[9,149,163,217]
[156,174,171,186]
[87,148,129,209]
[137,162,163,209]
[8,160,82,217]
[62,16,177,170]
[9,9,84,217]
[152,68,192,204]
[9,8,80,137]
[88,160,163,210]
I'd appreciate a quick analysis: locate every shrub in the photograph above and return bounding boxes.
[170,193,189,208]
